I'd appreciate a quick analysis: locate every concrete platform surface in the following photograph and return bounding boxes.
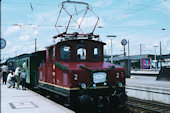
[131,70,159,75]
[1,84,75,113]
[126,75,170,104]
[126,75,170,89]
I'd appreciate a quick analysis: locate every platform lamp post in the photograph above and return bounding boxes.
[153,45,158,72]
[107,35,117,63]
[160,28,165,69]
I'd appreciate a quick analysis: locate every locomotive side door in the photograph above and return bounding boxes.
[51,46,56,84]
[47,47,52,83]
[47,46,57,84]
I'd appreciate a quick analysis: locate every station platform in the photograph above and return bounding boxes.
[126,76,170,104]
[1,84,74,113]
[131,70,160,76]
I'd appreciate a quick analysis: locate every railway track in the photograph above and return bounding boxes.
[34,88,170,113]
[128,97,170,113]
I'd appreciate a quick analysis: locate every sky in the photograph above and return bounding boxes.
[1,0,170,62]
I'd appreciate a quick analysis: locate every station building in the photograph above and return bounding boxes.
[104,54,170,77]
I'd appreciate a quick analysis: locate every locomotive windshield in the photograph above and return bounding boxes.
[91,47,100,60]
[76,44,86,60]
[56,39,105,62]
[60,45,71,60]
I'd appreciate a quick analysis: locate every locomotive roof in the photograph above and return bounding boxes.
[45,39,106,48]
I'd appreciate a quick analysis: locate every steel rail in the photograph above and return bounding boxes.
[128,97,170,113]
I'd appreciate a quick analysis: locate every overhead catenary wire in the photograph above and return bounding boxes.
[2,0,170,39]
[2,1,58,6]
[110,0,167,20]
[2,0,169,33]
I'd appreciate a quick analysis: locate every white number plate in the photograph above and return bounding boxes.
[93,72,106,84]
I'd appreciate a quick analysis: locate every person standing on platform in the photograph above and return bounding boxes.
[1,65,8,84]
[7,71,15,88]
[22,61,27,69]
[11,70,16,88]
[0,67,2,79]
[14,65,21,89]
[20,69,27,90]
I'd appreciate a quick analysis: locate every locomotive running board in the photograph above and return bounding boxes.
[37,84,68,97]
[38,80,125,91]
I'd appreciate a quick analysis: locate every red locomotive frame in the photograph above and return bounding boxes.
[38,1,128,112]
[38,36,127,111]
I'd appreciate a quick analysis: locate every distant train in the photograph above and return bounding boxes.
[6,1,128,112]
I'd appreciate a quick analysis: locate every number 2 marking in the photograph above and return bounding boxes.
[116,73,119,79]
[74,74,78,80]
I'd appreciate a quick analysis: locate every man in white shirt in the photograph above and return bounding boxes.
[22,61,27,69]
[7,71,15,88]
[14,65,21,89]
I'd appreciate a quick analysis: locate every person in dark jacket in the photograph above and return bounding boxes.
[1,65,8,84]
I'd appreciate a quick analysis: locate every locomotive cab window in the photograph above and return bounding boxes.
[76,45,86,60]
[91,47,100,60]
[60,45,71,60]
[53,47,55,59]
[48,48,52,62]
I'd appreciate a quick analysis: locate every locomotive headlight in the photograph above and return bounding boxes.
[93,72,107,84]
[80,83,86,89]
[116,82,123,87]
